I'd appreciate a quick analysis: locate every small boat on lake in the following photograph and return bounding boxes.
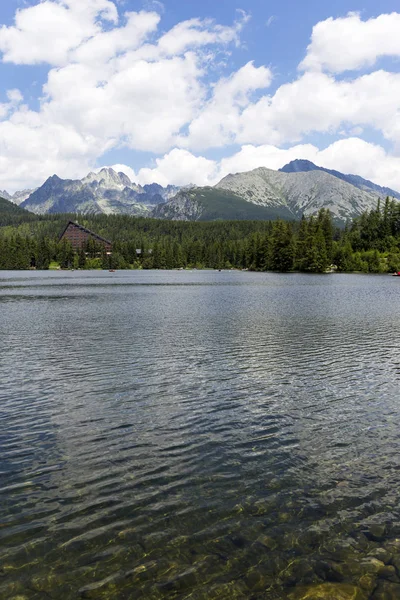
[392,272,400,276]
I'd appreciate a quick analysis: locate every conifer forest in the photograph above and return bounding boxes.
[1,198,400,273]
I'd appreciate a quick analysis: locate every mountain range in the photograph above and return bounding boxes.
[19,168,179,216]
[2,160,398,224]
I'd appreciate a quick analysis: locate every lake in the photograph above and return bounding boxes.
[1,270,400,600]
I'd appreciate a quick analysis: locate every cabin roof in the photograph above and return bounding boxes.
[59,220,112,245]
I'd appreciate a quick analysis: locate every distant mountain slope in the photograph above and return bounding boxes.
[0,196,37,226]
[280,159,400,201]
[153,187,296,221]
[215,167,380,222]
[20,168,180,215]
[1,188,36,205]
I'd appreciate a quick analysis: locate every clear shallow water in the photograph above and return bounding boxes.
[1,270,400,599]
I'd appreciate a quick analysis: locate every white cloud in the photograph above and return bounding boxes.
[237,70,400,147]
[181,61,273,149]
[0,116,102,191]
[0,2,248,190]
[72,11,160,66]
[0,0,118,66]
[0,88,24,119]
[1,2,400,197]
[157,14,245,56]
[300,12,400,73]
[137,149,218,186]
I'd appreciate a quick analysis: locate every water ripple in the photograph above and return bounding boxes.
[1,271,400,598]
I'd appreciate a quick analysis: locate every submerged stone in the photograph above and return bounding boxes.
[78,572,123,598]
[372,580,400,599]
[314,560,344,583]
[255,534,278,550]
[364,524,387,542]
[288,582,367,599]
[368,547,392,564]
[358,574,376,594]
[360,557,396,579]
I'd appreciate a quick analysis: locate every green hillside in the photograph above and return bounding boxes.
[0,196,38,226]
[194,188,296,221]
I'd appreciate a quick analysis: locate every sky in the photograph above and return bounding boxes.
[1,0,400,192]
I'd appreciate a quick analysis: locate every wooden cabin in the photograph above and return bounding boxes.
[59,221,112,252]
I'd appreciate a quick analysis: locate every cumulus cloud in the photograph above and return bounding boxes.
[137,149,218,187]
[0,0,118,66]
[0,1,247,190]
[1,2,400,196]
[181,61,273,150]
[300,12,400,73]
[0,88,23,119]
[237,70,400,146]
[157,14,246,56]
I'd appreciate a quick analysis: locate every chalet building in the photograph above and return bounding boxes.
[59,221,112,252]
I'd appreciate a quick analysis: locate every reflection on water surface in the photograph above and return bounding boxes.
[1,270,400,599]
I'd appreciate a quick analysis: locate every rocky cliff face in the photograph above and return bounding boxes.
[153,190,205,221]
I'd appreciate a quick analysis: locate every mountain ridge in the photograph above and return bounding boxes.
[280,159,400,200]
[20,168,180,216]
[214,166,381,222]
[2,161,396,224]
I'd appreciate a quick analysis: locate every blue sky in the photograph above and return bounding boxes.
[1,0,400,192]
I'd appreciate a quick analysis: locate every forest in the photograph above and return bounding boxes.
[1,197,400,273]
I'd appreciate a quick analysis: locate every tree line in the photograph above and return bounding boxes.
[1,200,400,273]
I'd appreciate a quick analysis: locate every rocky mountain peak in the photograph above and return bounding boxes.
[280,159,400,200]
[280,159,322,173]
[82,167,136,191]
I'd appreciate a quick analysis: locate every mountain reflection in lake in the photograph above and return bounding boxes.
[1,270,400,600]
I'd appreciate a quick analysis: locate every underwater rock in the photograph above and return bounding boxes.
[282,558,320,587]
[368,547,392,564]
[157,567,198,593]
[125,560,165,583]
[279,512,292,523]
[372,580,400,599]
[31,573,62,593]
[78,572,124,598]
[314,560,345,583]
[358,574,376,595]
[255,534,278,550]
[184,579,249,599]
[388,554,400,576]
[360,557,396,580]
[384,538,400,553]
[364,524,387,542]
[288,582,367,599]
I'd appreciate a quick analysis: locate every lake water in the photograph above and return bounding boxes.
[1,270,400,600]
